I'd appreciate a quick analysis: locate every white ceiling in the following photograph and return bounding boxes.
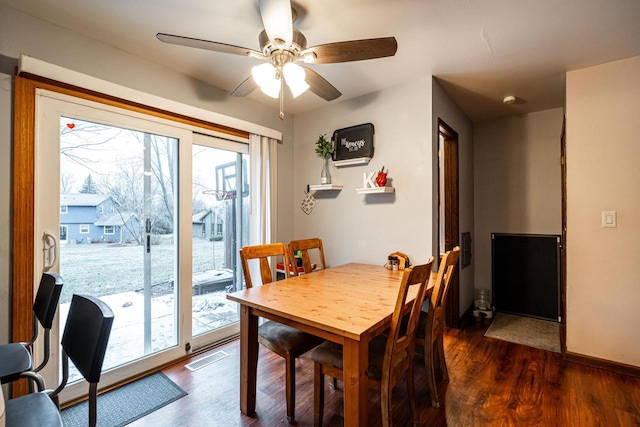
[3,0,640,122]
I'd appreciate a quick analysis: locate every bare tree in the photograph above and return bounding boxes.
[60,171,76,194]
[98,159,145,244]
[121,132,177,235]
[149,135,176,233]
[60,119,127,176]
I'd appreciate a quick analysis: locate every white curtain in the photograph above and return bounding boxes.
[249,134,278,246]
[247,134,278,286]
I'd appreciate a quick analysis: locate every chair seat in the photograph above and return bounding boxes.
[5,392,63,427]
[310,335,409,381]
[258,320,323,353]
[0,343,32,384]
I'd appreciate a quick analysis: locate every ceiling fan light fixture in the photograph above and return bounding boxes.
[283,62,309,97]
[260,82,281,98]
[252,63,280,98]
[251,63,276,86]
[288,79,309,98]
[302,52,317,63]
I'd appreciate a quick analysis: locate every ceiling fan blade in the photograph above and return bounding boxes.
[302,66,341,101]
[259,0,293,47]
[230,76,259,97]
[302,37,398,64]
[156,33,261,57]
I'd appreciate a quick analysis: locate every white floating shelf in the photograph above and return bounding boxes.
[355,186,395,194]
[333,157,371,167]
[308,184,343,192]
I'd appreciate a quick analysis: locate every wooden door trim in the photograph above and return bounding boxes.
[12,76,37,350]
[438,118,460,328]
[560,115,567,353]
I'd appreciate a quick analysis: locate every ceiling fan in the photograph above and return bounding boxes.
[157,0,397,119]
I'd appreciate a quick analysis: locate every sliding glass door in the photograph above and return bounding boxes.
[34,90,247,402]
[58,116,181,381]
[189,136,249,349]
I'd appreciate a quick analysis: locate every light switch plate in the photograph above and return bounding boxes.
[602,211,617,228]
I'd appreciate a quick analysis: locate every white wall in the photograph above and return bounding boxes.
[566,55,640,367]
[432,80,475,315]
[0,4,294,343]
[293,76,434,268]
[473,109,564,297]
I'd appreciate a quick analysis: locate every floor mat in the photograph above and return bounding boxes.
[61,372,187,427]
[484,312,560,353]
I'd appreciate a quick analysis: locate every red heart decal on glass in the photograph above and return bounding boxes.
[67,123,75,129]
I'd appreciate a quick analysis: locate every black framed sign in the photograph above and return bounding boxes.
[332,123,374,161]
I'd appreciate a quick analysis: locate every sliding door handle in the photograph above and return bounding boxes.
[42,232,58,271]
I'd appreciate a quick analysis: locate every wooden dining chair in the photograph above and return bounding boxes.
[288,237,326,276]
[239,243,325,424]
[414,246,461,408]
[310,258,435,427]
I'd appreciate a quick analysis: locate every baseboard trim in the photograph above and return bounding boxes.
[564,351,640,378]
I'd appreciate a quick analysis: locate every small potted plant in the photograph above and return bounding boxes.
[315,134,334,184]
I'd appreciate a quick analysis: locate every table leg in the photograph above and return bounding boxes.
[239,305,258,416]
[342,337,368,426]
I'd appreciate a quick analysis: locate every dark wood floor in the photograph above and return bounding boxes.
[129,319,640,426]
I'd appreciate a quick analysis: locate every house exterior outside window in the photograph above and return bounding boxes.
[60,205,68,214]
[59,193,138,244]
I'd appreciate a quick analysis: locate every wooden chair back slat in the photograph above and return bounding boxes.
[240,243,289,288]
[382,258,435,385]
[288,238,327,276]
[420,246,460,408]
[427,247,461,338]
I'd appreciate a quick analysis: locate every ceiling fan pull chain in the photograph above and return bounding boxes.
[279,79,284,120]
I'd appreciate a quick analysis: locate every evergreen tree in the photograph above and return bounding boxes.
[79,173,98,194]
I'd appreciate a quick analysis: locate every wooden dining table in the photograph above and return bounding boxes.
[226,262,423,426]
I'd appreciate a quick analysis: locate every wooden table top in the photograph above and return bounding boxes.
[227,262,413,342]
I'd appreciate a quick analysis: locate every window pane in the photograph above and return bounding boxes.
[59,116,179,380]
[191,144,248,337]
